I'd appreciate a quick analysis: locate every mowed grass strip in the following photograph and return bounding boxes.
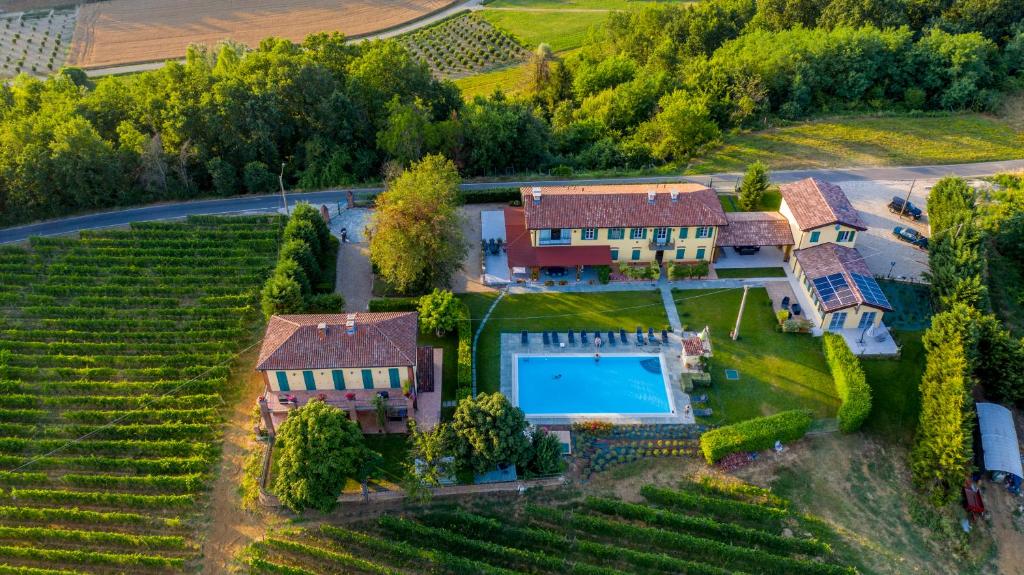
[689,114,1024,173]
[714,267,787,279]
[479,9,609,52]
[473,291,669,395]
[673,288,838,422]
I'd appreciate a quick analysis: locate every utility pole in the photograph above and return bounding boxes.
[279,162,289,216]
[898,180,915,220]
[731,285,750,341]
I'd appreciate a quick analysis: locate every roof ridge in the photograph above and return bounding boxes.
[812,178,843,227]
[364,314,417,367]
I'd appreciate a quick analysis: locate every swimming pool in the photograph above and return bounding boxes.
[514,354,674,417]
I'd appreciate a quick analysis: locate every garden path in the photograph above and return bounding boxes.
[659,281,682,332]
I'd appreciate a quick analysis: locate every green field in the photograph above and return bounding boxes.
[454,61,529,99]
[690,114,1024,173]
[480,9,609,52]
[241,484,855,575]
[673,288,839,422]
[472,291,669,395]
[861,331,924,441]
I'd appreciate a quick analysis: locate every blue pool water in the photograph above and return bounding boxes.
[516,355,672,415]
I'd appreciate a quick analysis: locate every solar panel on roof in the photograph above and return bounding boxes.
[812,273,857,307]
[851,273,892,309]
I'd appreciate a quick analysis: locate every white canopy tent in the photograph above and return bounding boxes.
[976,403,1023,479]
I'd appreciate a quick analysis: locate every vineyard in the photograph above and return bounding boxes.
[241,483,858,574]
[0,215,282,573]
[0,8,75,79]
[401,12,529,79]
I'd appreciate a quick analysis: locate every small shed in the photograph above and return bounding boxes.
[975,403,1023,481]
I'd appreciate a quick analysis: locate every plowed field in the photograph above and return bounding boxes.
[68,0,452,68]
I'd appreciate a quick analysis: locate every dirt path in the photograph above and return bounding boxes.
[200,359,270,574]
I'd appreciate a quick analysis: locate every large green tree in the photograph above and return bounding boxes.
[369,155,467,294]
[737,161,771,211]
[417,289,461,336]
[272,399,376,512]
[451,392,531,474]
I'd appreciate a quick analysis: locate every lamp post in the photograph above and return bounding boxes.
[887,260,896,279]
[279,162,289,216]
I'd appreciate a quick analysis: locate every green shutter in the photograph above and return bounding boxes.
[389,368,401,389]
[675,248,685,260]
[679,227,688,239]
[696,247,706,260]
[302,371,316,391]
[631,249,641,261]
[666,228,673,241]
[361,369,374,389]
[810,231,820,243]
[642,228,648,239]
[610,248,619,260]
[331,370,345,390]
[275,371,289,392]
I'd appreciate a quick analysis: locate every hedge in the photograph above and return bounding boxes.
[367,297,419,312]
[821,333,871,433]
[699,410,813,464]
[459,187,520,204]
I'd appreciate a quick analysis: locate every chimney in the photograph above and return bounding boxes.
[531,187,542,205]
[317,322,328,339]
[670,189,679,202]
[647,190,656,205]
[345,313,357,335]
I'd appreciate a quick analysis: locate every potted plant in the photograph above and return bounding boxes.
[345,392,356,401]
[401,379,412,397]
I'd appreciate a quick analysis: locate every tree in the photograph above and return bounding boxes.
[633,90,720,162]
[272,399,375,512]
[451,392,531,473]
[973,314,1024,405]
[288,203,331,259]
[260,274,304,318]
[526,428,565,476]
[369,155,467,294]
[274,257,311,296]
[418,289,461,336]
[911,305,975,506]
[283,217,324,262]
[407,420,456,487]
[737,161,771,211]
[243,161,277,194]
[279,238,320,285]
[206,156,238,196]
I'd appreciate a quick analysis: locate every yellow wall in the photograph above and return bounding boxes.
[266,366,413,392]
[530,226,717,263]
[779,199,860,249]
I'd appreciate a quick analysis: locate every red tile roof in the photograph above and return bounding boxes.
[794,244,893,312]
[256,313,418,371]
[779,178,866,231]
[682,337,705,356]
[504,207,612,268]
[521,183,727,230]
[716,212,795,247]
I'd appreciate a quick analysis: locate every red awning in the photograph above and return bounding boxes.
[504,207,612,268]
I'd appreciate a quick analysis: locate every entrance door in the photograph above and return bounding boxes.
[858,312,877,329]
[828,312,848,331]
[655,250,664,264]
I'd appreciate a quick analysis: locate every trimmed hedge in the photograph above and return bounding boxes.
[822,333,871,433]
[699,410,813,464]
[459,187,520,204]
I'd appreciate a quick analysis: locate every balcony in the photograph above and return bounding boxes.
[649,239,676,250]
[538,228,571,246]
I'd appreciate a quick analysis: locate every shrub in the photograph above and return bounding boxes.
[699,410,813,463]
[459,187,520,204]
[594,265,611,284]
[821,333,871,432]
[418,289,460,335]
[775,309,790,324]
[368,297,419,312]
[304,292,345,313]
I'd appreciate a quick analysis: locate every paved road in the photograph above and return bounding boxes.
[2,159,1023,244]
[85,0,483,77]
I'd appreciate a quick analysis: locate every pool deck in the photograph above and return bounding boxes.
[500,332,695,426]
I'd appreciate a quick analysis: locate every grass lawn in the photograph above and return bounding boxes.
[480,9,609,52]
[473,291,669,395]
[878,280,932,331]
[454,62,528,99]
[987,245,1024,337]
[861,330,923,442]
[688,113,1024,173]
[673,288,838,422]
[714,267,787,279]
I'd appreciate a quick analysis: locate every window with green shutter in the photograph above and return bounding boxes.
[675,248,685,260]
[610,248,619,260]
[331,370,345,390]
[696,247,706,260]
[388,368,401,389]
[631,249,641,260]
[302,371,316,391]
[629,228,644,240]
[361,369,374,389]
[275,371,289,392]
[608,228,624,240]
[810,230,820,243]
[679,227,688,239]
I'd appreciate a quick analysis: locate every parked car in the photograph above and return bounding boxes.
[888,196,923,220]
[893,226,928,249]
[734,246,761,255]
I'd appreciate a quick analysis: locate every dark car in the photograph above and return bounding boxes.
[888,196,923,220]
[734,246,761,255]
[893,226,928,249]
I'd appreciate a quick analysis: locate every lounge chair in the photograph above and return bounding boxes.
[648,327,656,344]
[692,393,708,403]
[619,329,627,345]
[521,330,528,345]
[487,238,496,255]
[568,329,576,345]
[542,332,550,345]
[552,331,560,345]
[580,331,588,345]
[604,331,613,346]
[636,326,644,346]
[693,408,713,417]
[661,329,669,344]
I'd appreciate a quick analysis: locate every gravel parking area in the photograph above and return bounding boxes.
[837,179,932,282]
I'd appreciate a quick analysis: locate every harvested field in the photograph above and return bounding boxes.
[68,0,453,69]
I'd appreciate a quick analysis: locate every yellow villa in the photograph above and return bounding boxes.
[254,312,441,435]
